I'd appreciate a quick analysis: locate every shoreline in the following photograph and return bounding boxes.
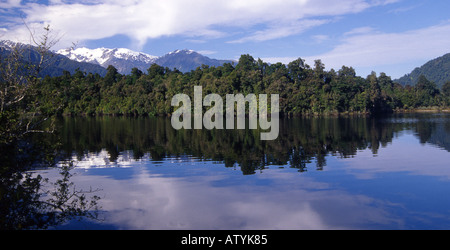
[60,107,450,119]
[393,108,450,114]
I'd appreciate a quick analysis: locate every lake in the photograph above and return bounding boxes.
[35,113,450,230]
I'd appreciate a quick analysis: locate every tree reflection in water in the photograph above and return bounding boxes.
[53,113,450,175]
[0,135,101,230]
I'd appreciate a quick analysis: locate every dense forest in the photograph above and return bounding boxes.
[37,54,450,117]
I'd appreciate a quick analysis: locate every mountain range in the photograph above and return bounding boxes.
[1,40,235,76]
[56,47,158,75]
[57,47,234,74]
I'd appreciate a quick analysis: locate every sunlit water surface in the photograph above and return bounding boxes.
[35,113,450,229]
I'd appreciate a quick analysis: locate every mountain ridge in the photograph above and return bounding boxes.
[57,47,158,75]
[57,47,234,74]
[154,49,234,73]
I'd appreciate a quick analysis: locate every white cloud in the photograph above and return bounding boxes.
[261,56,298,65]
[343,26,377,36]
[196,50,217,56]
[0,0,398,49]
[388,3,421,14]
[304,21,450,77]
[312,34,330,43]
[261,21,450,78]
[0,0,21,8]
[228,19,331,44]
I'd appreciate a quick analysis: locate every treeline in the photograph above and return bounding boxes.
[37,54,450,117]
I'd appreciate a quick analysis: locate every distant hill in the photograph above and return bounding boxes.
[0,40,107,77]
[395,53,450,89]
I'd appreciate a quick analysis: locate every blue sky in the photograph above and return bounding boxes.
[1,0,449,78]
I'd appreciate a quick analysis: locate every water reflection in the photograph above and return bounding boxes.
[43,113,450,229]
[53,114,450,174]
[48,165,397,230]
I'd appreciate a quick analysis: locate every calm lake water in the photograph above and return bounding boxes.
[37,113,450,230]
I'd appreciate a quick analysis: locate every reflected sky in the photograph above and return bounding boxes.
[38,114,450,230]
[339,131,450,180]
[44,160,399,229]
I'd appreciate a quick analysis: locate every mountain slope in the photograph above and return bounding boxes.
[57,47,234,74]
[154,49,234,73]
[1,40,107,77]
[395,53,450,88]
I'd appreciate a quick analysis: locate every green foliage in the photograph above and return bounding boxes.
[36,55,449,117]
[442,81,450,96]
[1,30,102,229]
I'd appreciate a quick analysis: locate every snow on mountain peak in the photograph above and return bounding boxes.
[57,47,108,65]
[55,46,232,74]
[0,40,19,49]
[168,49,196,55]
[113,48,158,62]
[56,47,158,66]
[3,40,232,75]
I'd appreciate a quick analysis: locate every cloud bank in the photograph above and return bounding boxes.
[262,21,450,78]
[1,0,397,49]
[308,21,450,69]
[4,0,447,78]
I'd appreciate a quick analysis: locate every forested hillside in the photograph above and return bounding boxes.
[37,54,450,117]
[396,53,450,89]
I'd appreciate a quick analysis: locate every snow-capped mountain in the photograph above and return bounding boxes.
[57,47,234,74]
[58,47,158,65]
[57,47,158,74]
[155,49,233,73]
[2,40,234,76]
[1,40,107,77]
[0,40,20,49]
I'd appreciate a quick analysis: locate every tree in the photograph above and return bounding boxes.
[236,54,256,72]
[1,26,101,230]
[147,63,165,79]
[128,67,143,85]
[104,65,120,86]
[415,75,439,106]
[442,81,450,106]
[0,25,60,143]
[442,81,450,96]
[287,58,307,83]
[416,75,439,97]
[367,72,383,113]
